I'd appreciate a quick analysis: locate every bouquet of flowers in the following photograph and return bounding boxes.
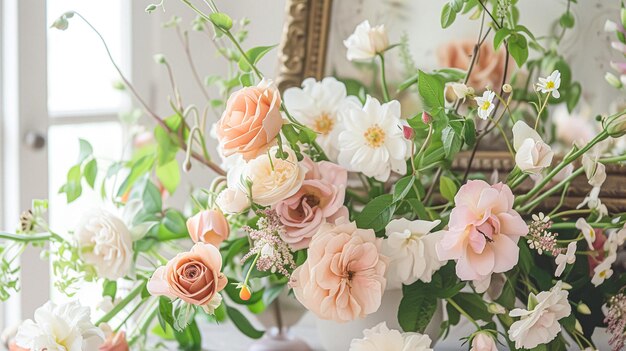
[3,0,626,350]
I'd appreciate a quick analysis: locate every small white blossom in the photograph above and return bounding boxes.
[343,20,389,61]
[349,322,433,351]
[591,254,616,286]
[474,90,496,120]
[575,218,596,249]
[554,242,576,277]
[536,70,561,98]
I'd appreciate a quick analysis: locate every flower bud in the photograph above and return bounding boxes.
[51,17,69,31]
[145,4,158,13]
[239,285,252,301]
[577,303,591,315]
[502,83,513,93]
[402,124,415,140]
[575,319,583,333]
[605,20,619,32]
[605,72,623,89]
[153,54,167,65]
[487,302,506,315]
[421,112,432,125]
[561,282,573,290]
[603,110,626,137]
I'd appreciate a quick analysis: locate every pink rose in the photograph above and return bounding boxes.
[216,79,283,160]
[99,331,129,351]
[436,180,528,281]
[291,219,387,322]
[438,40,509,91]
[470,332,498,351]
[147,242,227,307]
[186,209,230,247]
[274,157,348,250]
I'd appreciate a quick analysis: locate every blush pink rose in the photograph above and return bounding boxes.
[274,157,348,250]
[291,219,387,322]
[436,180,528,281]
[186,209,230,247]
[99,331,129,351]
[8,342,28,351]
[216,79,283,160]
[147,242,227,307]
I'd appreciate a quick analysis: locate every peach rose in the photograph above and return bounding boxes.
[8,342,28,351]
[99,331,129,351]
[291,219,387,322]
[147,242,227,308]
[186,209,229,247]
[274,157,348,250]
[438,39,510,91]
[216,79,283,160]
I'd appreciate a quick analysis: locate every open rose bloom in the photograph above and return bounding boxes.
[436,180,528,281]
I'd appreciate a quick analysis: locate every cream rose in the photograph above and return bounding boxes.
[512,121,554,174]
[241,146,306,207]
[75,209,133,280]
[344,20,389,61]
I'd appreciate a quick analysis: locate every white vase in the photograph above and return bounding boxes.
[316,289,443,351]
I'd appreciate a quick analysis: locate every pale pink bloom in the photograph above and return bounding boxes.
[470,332,498,351]
[274,157,348,250]
[186,209,230,247]
[291,219,387,322]
[436,180,528,281]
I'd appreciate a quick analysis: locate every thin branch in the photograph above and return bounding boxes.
[176,27,212,102]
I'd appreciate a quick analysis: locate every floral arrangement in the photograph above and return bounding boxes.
[3,1,626,350]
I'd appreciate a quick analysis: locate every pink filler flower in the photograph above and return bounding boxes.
[436,180,528,281]
[273,157,348,250]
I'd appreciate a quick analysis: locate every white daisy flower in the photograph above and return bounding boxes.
[536,70,561,98]
[283,77,360,161]
[575,218,597,248]
[554,242,577,277]
[474,90,496,120]
[591,254,616,286]
[337,96,410,182]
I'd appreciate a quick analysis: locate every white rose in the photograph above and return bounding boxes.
[349,322,432,351]
[343,20,389,61]
[512,121,554,174]
[15,301,104,351]
[508,281,571,349]
[75,209,133,280]
[216,187,250,214]
[241,146,306,207]
[582,154,607,187]
[383,219,445,289]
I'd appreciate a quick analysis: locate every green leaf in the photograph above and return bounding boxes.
[116,155,154,198]
[417,70,445,115]
[162,209,188,236]
[208,12,233,31]
[508,34,529,67]
[240,73,254,87]
[450,293,493,322]
[393,176,415,203]
[355,194,395,232]
[446,300,461,326]
[398,281,438,332]
[441,125,462,158]
[77,139,93,163]
[439,175,458,203]
[61,165,82,203]
[441,3,457,28]
[560,12,575,28]
[566,82,582,112]
[173,319,202,351]
[226,305,265,339]
[142,181,163,214]
[102,280,117,300]
[494,28,511,50]
[463,118,476,147]
[238,45,277,72]
[156,159,180,194]
[83,159,97,189]
[158,296,175,331]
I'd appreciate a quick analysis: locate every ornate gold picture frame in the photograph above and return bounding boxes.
[275,0,626,211]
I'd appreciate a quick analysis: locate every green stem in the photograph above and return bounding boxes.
[114,298,146,332]
[377,53,391,102]
[95,281,147,325]
[518,168,584,212]
[446,298,480,329]
[551,221,616,230]
[515,130,609,206]
[534,93,550,130]
[550,209,592,220]
[0,232,59,243]
[243,251,260,287]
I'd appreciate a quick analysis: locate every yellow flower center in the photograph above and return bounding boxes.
[363,124,386,148]
[546,81,555,89]
[600,270,607,278]
[481,101,491,110]
[313,113,335,135]
[588,229,595,239]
